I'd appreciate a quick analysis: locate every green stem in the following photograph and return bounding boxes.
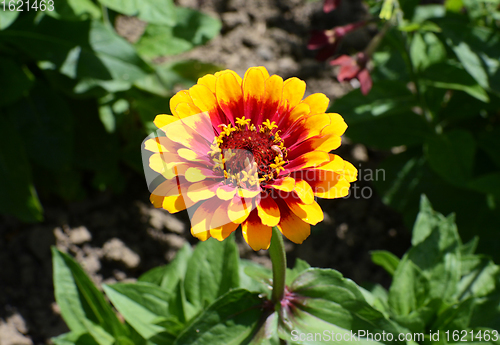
[269,226,286,304]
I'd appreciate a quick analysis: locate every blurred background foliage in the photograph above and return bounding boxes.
[1,0,500,260]
[0,0,221,223]
[332,0,500,258]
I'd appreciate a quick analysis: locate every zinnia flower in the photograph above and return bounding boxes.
[330,52,372,95]
[143,67,357,250]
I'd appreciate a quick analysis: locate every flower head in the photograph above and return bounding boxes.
[143,67,357,251]
[323,0,342,13]
[330,52,372,95]
[308,21,366,61]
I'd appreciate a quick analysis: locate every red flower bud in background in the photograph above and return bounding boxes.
[330,52,372,95]
[323,0,342,13]
[307,21,366,61]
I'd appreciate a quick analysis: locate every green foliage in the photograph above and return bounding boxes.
[52,198,500,344]
[0,1,221,222]
[333,0,500,258]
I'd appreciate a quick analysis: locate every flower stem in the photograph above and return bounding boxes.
[269,226,286,304]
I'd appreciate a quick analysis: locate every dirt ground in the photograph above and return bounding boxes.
[0,0,411,343]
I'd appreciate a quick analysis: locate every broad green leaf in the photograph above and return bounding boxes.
[421,62,489,102]
[410,32,446,72]
[388,259,431,316]
[98,104,116,133]
[456,257,499,300]
[52,331,101,345]
[289,269,406,337]
[6,81,74,171]
[47,0,101,21]
[371,251,400,276]
[0,114,43,222]
[51,247,127,338]
[446,0,464,12]
[478,127,500,168]
[406,196,461,300]
[135,7,221,59]
[1,16,151,84]
[412,5,446,23]
[439,19,500,93]
[103,282,179,343]
[468,173,500,198]
[0,9,18,29]
[97,0,176,25]
[183,237,240,314]
[286,258,311,285]
[332,81,417,123]
[431,298,474,330]
[345,111,429,149]
[424,129,476,186]
[139,243,192,292]
[173,289,266,345]
[0,57,33,107]
[239,259,272,296]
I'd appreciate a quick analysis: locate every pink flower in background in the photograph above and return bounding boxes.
[323,0,342,13]
[307,21,366,61]
[330,52,372,95]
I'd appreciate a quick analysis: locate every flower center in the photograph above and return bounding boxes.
[209,117,287,187]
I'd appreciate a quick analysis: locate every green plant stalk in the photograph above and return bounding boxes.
[269,226,286,305]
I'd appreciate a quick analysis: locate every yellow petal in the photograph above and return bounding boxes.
[289,103,310,122]
[256,196,280,227]
[253,66,270,80]
[185,167,207,182]
[315,134,342,152]
[217,185,237,200]
[215,69,242,85]
[190,201,216,240]
[313,174,351,199]
[162,195,188,213]
[294,180,314,205]
[189,84,218,113]
[282,77,306,110]
[228,197,252,224]
[174,103,203,119]
[285,199,324,225]
[198,74,217,93]
[260,75,284,122]
[210,222,239,241]
[170,91,193,118]
[243,67,266,118]
[324,113,348,137]
[154,114,179,129]
[242,210,272,251]
[187,181,218,203]
[313,154,346,172]
[216,71,244,119]
[178,148,203,161]
[144,138,168,153]
[270,176,295,192]
[343,161,358,182]
[277,205,311,244]
[302,93,329,115]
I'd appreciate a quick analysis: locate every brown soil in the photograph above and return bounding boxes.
[0,0,411,343]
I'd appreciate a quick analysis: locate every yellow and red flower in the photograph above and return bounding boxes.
[143,66,357,251]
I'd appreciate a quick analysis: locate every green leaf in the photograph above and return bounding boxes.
[0,57,33,107]
[288,269,406,338]
[425,129,476,186]
[239,259,272,296]
[286,258,311,285]
[51,247,127,338]
[139,243,192,292]
[5,81,74,171]
[173,289,266,345]
[439,19,500,93]
[103,282,179,343]
[468,173,500,198]
[183,237,240,315]
[135,7,221,59]
[456,256,499,300]
[388,259,431,316]
[0,114,43,222]
[371,251,400,276]
[421,62,489,102]
[1,16,152,84]
[0,9,19,30]
[410,32,446,72]
[97,0,176,25]
[478,127,500,168]
[47,0,102,21]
